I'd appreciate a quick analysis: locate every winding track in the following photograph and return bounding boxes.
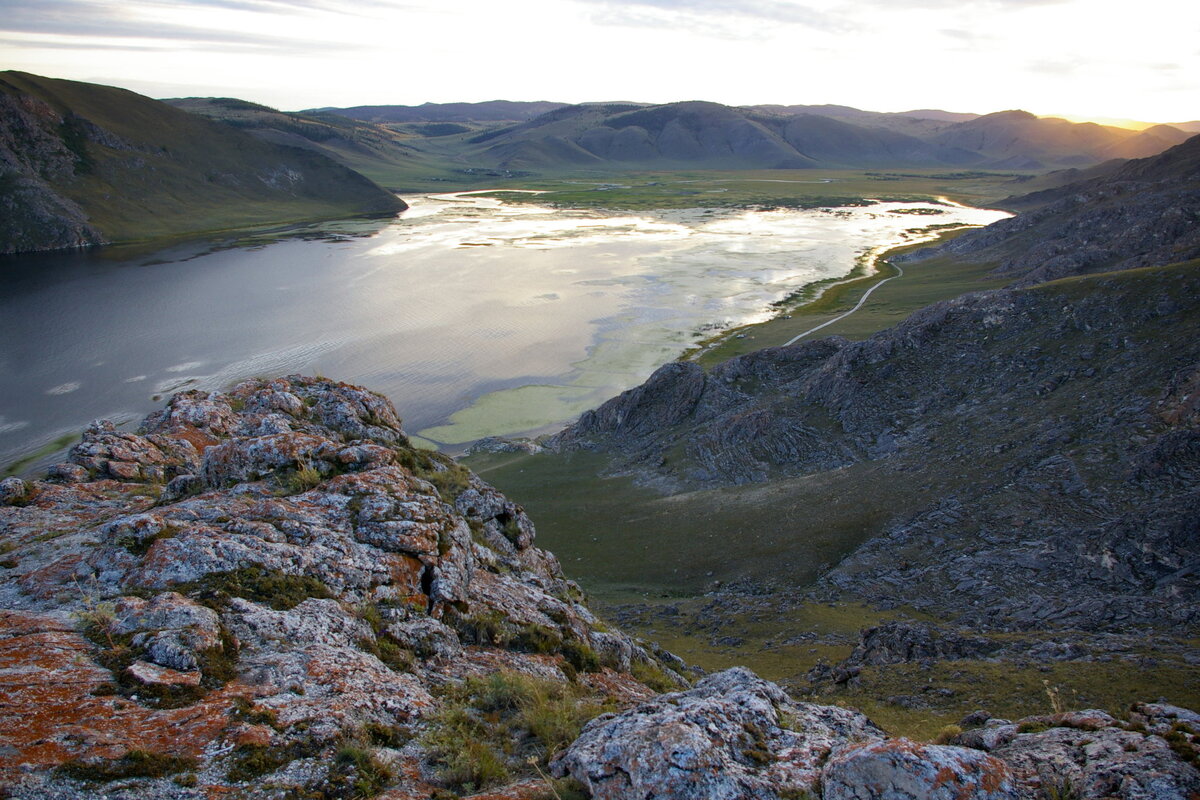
[781,260,904,346]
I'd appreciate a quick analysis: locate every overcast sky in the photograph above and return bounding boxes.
[1,0,1196,122]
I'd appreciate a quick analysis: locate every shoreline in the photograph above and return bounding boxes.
[681,221,981,363]
[2,199,1000,473]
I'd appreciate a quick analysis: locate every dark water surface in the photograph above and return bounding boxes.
[1,194,1007,472]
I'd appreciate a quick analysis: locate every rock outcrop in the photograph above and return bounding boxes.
[905,133,1200,285]
[0,376,678,797]
[549,258,1200,635]
[552,667,885,799]
[552,668,1199,800]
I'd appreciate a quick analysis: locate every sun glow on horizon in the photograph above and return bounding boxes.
[0,0,1196,122]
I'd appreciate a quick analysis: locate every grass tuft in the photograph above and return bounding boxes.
[423,671,608,793]
[57,750,197,783]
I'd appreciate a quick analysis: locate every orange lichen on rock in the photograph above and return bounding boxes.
[0,610,246,783]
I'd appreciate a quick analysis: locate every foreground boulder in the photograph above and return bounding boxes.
[822,739,1017,800]
[0,376,680,797]
[951,708,1200,799]
[554,667,1200,800]
[552,667,885,799]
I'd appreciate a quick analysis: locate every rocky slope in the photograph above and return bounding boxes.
[0,72,406,255]
[910,133,1200,285]
[3,378,1197,799]
[0,376,686,797]
[549,255,1200,636]
[552,669,1199,800]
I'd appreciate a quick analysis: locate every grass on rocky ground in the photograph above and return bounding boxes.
[810,655,1200,741]
[465,452,913,598]
[422,670,608,795]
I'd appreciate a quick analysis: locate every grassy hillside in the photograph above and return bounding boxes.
[164,96,474,191]
[0,72,406,252]
[469,255,1200,736]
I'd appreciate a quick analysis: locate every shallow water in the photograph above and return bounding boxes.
[0,193,1006,468]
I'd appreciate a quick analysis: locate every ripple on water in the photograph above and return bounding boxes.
[0,193,1008,461]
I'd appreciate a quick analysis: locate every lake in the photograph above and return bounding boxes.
[0,192,1007,471]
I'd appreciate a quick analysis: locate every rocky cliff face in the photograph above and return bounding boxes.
[0,90,105,253]
[906,134,1200,285]
[550,257,1200,636]
[0,376,683,797]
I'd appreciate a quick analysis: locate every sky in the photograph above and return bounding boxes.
[0,0,1196,123]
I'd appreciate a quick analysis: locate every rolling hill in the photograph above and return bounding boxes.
[162,96,450,190]
[931,109,1192,168]
[922,133,1200,284]
[0,72,406,255]
[315,99,570,124]
[443,101,1189,172]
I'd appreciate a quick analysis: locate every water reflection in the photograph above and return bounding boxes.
[0,194,1007,468]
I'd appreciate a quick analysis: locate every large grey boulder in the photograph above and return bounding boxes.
[990,717,1200,799]
[822,739,1018,799]
[551,666,884,799]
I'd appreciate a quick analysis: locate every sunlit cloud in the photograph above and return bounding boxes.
[0,0,328,49]
[578,0,850,31]
[0,0,1195,121]
[1027,58,1081,76]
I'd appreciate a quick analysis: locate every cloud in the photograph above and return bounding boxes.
[1027,58,1080,76]
[857,0,1068,7]
[0,0,356,50]
[576,0,850,33]
[0,36,170,52]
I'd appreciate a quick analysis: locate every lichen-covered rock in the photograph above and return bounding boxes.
[384,615,463,659]
[822,739,1018,799]
[126,659,203,687]
[1130,701,1200,736]
[69,419,202,482]
[982,710,1200,799]
[45,462,88,483]
[0,476,29,505]
[0,376,667,796]
[551,666,884,799]
[113,592,222,671]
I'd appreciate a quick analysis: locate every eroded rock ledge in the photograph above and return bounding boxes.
[1,377,1197,799]
[553,669,1200,800]
[0,376,682,798]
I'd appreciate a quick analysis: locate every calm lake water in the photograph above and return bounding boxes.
[0,193,1007,470]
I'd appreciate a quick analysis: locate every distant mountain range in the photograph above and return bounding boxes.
[0,72,405,255]
[312,100,569,124]
[319,100,1193,171]
[455,103,1192,171]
